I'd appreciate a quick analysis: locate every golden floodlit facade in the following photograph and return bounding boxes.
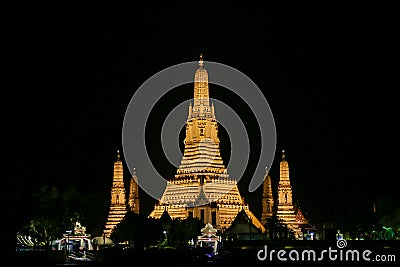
[149,55,265,232]
[276,151,303,238]
[103,151,140,237]
[260,150,313,239]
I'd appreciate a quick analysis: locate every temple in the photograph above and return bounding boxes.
[128,168,140,214]
[261,167,274,225]
[260,150,316,239]
[275,150,306,239]
[103,150,140,237]
[149,55,265,232]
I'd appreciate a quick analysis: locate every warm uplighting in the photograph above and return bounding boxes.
[148,55,264,232]
[103,150,140,237]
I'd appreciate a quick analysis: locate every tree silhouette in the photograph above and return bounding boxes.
[18,186,84,251]
[264,215,295,240]
[111,212,162,247]
[21,186,62,250]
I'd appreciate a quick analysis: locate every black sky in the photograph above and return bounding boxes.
[8,1,399,235]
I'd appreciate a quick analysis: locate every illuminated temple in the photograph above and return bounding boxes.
[149,55,265,232]
[261,167,274,225]
[276,150,303,238]
[103,151,140,237]
[260,150,313,239]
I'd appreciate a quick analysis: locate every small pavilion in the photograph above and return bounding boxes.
[196,223,221,255]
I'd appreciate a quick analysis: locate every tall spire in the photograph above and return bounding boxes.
[129,168,140,214]
[192,53,211,117]
[276,150,302,239]
[279,149,290,183]
[113,150,123,183]
[261,166,274,225]
[149,55,265,233]
[103,150,127,237]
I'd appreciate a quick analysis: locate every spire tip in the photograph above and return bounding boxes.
[199,53,204,67]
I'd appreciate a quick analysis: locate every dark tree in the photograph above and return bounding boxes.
[264,215,295,241]
[111,212,162,247]
[17,186,83,251]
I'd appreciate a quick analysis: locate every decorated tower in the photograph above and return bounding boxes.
[103,150,127,237]
[261,167,274,225]
[276,150,302,238]
[149,55,264,232]
[128,168,140,214]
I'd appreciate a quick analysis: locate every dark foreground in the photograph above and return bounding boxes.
[14,240,399,267]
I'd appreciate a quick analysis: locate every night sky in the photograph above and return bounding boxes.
[8,1,399,236]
